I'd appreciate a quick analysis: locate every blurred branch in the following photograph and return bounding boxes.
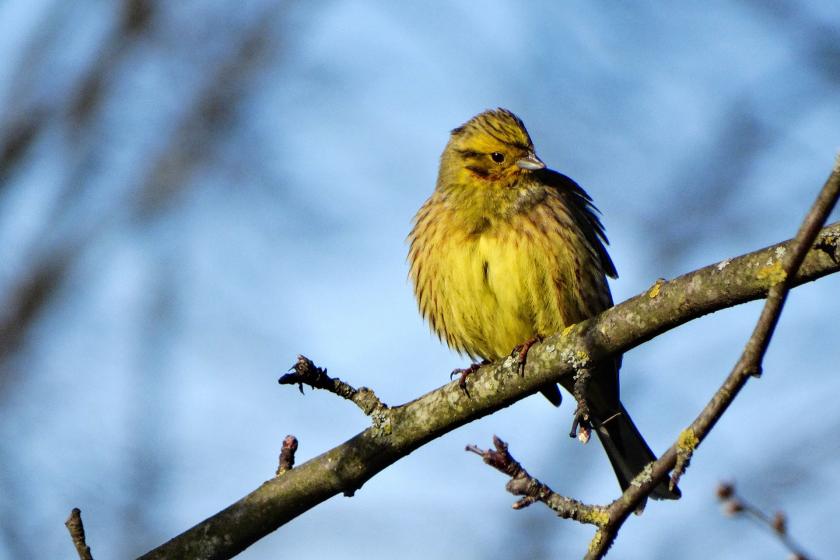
[0,1,277,372]
[0,0,158,368]
[717,482,813,560]
[653,1,840,269]
[651,101,770,266]
[744,0,840,87]
[132,10,276,218]
[0,255,69,364]
[139,204,840,559]
[0,1,155,183]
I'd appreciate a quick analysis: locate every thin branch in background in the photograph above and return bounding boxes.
[0,0,278,373]
[132,6,278,219]
[652,101,771,268]
[65,508,94,560]
[0,0,158,367]
[716,482,812,560]
[276,435,298,476]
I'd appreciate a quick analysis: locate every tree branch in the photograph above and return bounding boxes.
[65,508,94,560]
[467,436,609,524]
[138,215,840,559]
[278,355,388,418]
[582,158,840,558]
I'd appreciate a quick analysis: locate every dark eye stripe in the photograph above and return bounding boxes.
[454,149,482,159]
[465,165,490,178]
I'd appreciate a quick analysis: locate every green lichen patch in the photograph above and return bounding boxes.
[756,261,787,285]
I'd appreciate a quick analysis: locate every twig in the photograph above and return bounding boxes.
[717,482,813,560]
[276,435,298,476]
[279,355,388,417]
[65,508,94,560]
[467,437,609,525]
[583,157,840,559]
[138,219,840,559]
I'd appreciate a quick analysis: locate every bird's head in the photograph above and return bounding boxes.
[439,108,545,188]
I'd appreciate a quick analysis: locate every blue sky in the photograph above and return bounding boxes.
[0,2,838,559]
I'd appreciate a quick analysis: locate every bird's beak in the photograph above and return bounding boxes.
[516,152,545,171]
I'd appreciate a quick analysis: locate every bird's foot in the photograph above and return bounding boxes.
[450,361,488,396]
[512,336,542,376]
[568,366,593,443]
[569,407,592,444]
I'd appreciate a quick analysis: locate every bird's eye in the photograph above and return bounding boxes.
[490,152,505,163]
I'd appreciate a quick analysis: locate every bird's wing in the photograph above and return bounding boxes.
[535,169,618,280]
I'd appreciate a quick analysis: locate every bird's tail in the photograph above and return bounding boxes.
[592,403,680,500]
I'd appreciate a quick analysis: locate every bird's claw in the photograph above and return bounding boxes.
[569,408,592,444]
[512,336,541,376]
[450,363,483,396]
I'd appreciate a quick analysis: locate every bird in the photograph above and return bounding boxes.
[407,108,679,500]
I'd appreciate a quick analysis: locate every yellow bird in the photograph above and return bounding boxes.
[408,108,678,499]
